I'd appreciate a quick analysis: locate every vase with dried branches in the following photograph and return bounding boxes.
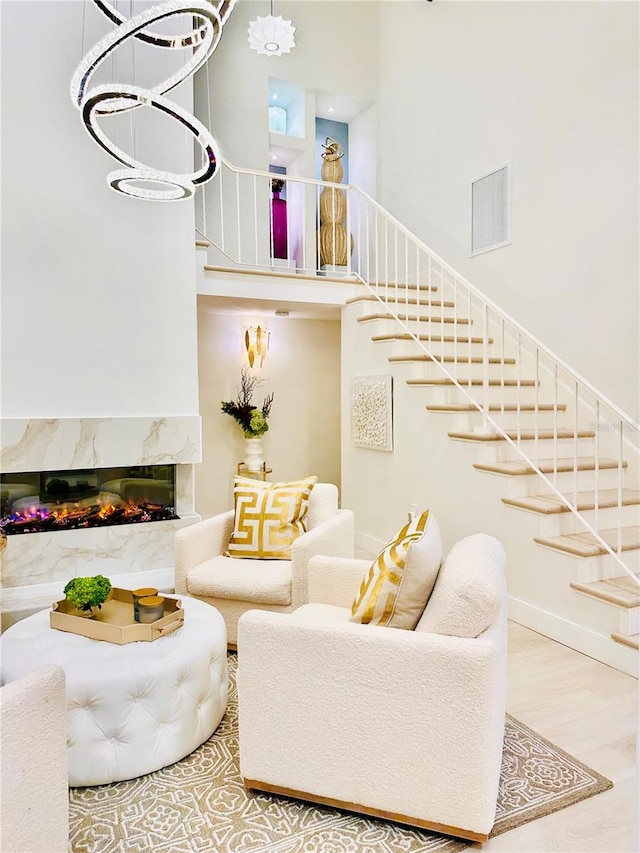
[221,367,275,471]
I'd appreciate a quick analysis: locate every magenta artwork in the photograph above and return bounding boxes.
[271,179,288,260]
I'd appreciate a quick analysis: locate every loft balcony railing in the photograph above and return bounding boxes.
[197,157,640,581]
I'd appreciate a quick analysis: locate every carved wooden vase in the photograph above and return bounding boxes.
[318,151,353,267]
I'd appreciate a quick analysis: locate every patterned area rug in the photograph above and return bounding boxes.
[69,654,612,853]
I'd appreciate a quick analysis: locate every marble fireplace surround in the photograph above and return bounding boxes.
[0,417,201,616]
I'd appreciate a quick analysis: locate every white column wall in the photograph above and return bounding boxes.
[376,0,639,418]
[1,1,199,418]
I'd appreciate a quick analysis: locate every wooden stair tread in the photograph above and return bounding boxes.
[408,378,537,387]
[389,355,516,365]
[427,403,566,412]
[448,428,595,441]
[503,489,640,515]
[373,333,491,345]
[569,571,640,604]
[611,631,639,650]
[346,295,454,308]
[537,527,640,559]
[474,457,627,476]
[358,313,471,325]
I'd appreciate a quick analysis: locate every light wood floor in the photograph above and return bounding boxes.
[486,621,639,852]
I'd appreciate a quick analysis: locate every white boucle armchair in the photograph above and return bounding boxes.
[0,665,69,853]
[237,533,508,843]
[174,482,354,646]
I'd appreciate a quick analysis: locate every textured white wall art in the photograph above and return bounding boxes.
[351,375,393,451]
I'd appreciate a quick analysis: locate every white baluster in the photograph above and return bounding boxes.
[235,171,241,263]
[253,174,258,266]
[617,417,624,555]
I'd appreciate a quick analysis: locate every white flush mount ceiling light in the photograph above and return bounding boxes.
[71,0,237,201]
[248,1,296,57]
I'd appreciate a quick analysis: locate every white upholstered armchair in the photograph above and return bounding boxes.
[175,482,354,646]
[237,533,508,842]
[0,664,69,853]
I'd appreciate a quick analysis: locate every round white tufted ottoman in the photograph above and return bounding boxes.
[0,595,228,786]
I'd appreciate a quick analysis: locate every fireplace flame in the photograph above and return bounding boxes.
[1,468,178,536]
[2,496,177,535]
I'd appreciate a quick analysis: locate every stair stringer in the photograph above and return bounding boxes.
[340,300,639,676]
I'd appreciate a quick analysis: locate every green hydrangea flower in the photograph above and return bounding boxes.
[245,410,269,437]
[63,575,112,611]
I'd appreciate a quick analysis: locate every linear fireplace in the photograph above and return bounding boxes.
[1,415,200,604]
[1,465,178,535]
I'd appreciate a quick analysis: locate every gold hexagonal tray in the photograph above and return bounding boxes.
[50,587,184,644]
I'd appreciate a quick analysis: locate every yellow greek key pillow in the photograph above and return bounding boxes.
[226,475,318,560]
[350,509,442,629]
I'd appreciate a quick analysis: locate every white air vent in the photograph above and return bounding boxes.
[470,163,511,256]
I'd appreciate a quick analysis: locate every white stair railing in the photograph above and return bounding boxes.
[198,158,640,581]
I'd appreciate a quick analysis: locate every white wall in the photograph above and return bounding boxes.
[350,104,379,199]
[377,0,639,418]
[1,1,200,418]
[196,306,341,517]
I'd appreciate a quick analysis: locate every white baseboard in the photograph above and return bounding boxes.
[1,567,175,615]
[509,596,639,678]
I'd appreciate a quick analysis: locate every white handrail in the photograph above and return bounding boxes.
[221,156,347,189]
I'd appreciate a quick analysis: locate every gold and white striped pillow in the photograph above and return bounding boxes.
[350,509,442,629]
[226,475,318,560]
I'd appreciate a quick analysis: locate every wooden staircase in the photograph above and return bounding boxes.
[349,291,640,656]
